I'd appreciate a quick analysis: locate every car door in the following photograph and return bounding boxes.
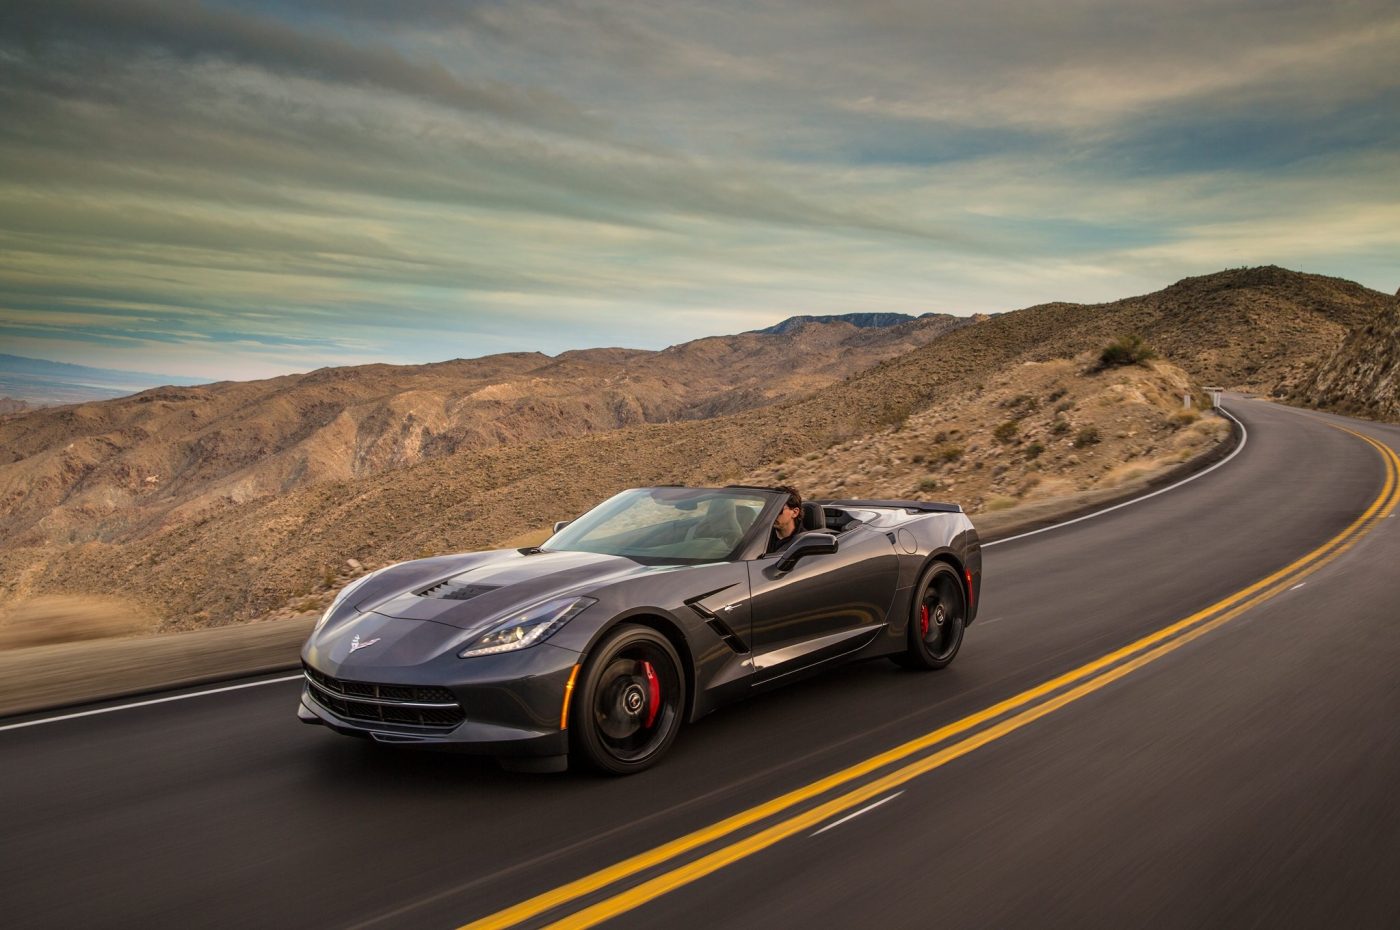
[745,528,899,683]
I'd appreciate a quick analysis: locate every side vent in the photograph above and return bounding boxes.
[684,586,750,655]
[700,612,749,655]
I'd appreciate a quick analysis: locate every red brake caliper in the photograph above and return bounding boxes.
[920,604,930,637]
[642,661,661,728]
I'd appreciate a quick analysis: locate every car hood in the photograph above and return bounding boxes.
[310,613,467,670]
[354,548,666,633]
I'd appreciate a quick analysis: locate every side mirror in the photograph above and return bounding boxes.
[553,520,572,533]
[775,532,839,572]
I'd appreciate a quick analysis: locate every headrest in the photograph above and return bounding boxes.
[801,501,826,531]
[696,498,742,540]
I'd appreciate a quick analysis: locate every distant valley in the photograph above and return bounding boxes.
[0,354,203,407]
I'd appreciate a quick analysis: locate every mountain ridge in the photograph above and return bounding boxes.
[757,312,928,334]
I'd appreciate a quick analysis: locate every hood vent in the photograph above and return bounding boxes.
[418,581,502,601]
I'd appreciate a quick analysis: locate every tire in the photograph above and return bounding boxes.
[892,562,967,670]
[571,624,686,775]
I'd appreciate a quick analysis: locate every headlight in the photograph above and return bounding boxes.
[314,564,396,633]
[459,596,596,658]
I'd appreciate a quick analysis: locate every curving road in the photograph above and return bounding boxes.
[4,397,1400,929]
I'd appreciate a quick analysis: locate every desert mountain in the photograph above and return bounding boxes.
[759,312,932,334]
[0,314,969,548]
[1292,293,1400,421]
[2,265,1385,632]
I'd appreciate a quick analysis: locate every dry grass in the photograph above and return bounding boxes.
[0,595,156,650]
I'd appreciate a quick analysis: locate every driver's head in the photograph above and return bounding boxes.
[774,484,802,536]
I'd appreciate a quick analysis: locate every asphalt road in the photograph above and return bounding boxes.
[4,397,1399,929]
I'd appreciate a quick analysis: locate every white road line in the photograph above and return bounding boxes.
[0,674,303,734]
[986,406,1247,548]
[810,791,905,836]
[1290,583,1307,591]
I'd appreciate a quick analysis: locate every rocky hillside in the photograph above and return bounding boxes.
[0,265,1389,634]
[0,314,968,548]
[0,397,31,416]
[1292,293,1400,422]
[749,357,1223,513]
[1,350,1211,633]
[993,265,1386,394]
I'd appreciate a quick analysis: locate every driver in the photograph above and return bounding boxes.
[766,485,803,555]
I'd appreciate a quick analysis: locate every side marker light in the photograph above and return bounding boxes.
[560,663,581,730]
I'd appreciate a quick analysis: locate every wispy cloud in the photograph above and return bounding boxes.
[0,0,1396,380]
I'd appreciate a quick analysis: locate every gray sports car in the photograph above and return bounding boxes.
[299,485,982,774]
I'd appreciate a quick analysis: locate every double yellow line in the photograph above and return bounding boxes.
[465,427,1400,930]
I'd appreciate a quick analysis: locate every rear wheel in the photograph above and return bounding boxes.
[893,562,966,670]
[572,625,686,775]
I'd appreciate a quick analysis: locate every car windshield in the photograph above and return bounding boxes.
[544,488,772,563]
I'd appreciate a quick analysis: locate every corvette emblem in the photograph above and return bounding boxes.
[349,634,381,653]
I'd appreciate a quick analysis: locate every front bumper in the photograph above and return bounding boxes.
[298,639,579,758]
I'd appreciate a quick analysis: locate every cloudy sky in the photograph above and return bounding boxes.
[2,0,1397,380]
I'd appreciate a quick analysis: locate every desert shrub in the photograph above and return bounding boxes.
[1003,394,1038,417]
[932,431,948,443]
[917,477,941,492]
[877,401,913,430]
[993,420,1019,443]
[936,444,964,463]
[1099,334,1157,368]
[1055,399,1074,413]
[1167,410,1200,430]
[1050,418,1071,436]
[1046,387,1068,403]
[1024,441,1045,459]
[985,495,1017,511]
[1073,426,1102,447]
[910,453,926,465]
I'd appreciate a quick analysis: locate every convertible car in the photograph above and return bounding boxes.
[299,485,981,774]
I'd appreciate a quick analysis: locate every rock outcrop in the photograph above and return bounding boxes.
[1293,296,1400,422]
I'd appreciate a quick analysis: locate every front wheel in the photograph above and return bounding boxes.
[893,562,966,670]
[571,625,686,775]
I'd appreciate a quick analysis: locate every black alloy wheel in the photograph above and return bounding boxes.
[572,624,686,774]
[893,562,967,670]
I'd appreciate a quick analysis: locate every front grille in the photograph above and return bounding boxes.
[304,666,464,729]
